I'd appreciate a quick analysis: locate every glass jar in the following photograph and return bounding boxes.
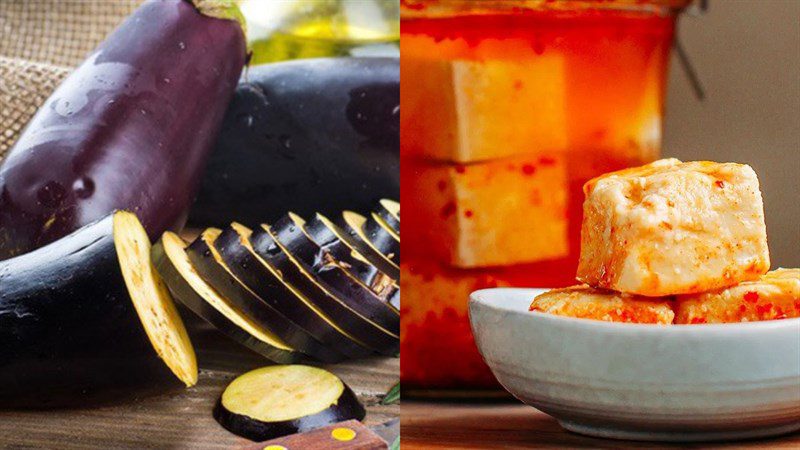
[240,0,399,65]
[400,0,691,394]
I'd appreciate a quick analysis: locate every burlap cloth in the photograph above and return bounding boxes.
[0,0,142,160]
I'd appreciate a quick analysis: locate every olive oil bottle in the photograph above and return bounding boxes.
[240,0,399,65]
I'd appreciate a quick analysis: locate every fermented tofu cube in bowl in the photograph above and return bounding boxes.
[675,268,800,324]
[530,285,674,324]
[577,159,770,296]
[469,288,800,442]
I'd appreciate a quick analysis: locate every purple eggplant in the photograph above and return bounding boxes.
[189,57,399,227]
[0,0,247,260]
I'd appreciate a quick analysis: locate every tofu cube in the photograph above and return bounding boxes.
[530,285,675,324]
[404,154,568,268]
[577,159,770,296]
[401,54,567,163]
[675,269,800,324]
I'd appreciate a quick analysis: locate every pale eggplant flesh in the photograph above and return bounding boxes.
[213,365,366,441]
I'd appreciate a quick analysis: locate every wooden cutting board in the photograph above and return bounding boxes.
[402,401,799,449]
[0,321,399,449]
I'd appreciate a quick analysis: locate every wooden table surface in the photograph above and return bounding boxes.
[0,320,399,449]
[402,401,800,449]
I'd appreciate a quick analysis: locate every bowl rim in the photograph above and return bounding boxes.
[470,287,800,334]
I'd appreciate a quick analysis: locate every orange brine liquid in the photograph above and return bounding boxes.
[401,2,679,390]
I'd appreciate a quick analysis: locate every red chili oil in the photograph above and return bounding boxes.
[401,0,687,392]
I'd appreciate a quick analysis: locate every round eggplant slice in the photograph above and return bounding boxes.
[306,213,399,280]
[303,214,397,299]
[186,230,339,363]
[340,211,399,268]
[214,223,371,359]
[375,199,400,235]
[364,212,400,263]
[270,214,399,335]
[250,225,398,356]
[388,289,400,311]
[152,232,302,364]
[213,365,366,441]
[0,211,197,408]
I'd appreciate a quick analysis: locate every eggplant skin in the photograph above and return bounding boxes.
[270,215,399,335]
[151,236,304,365]
[213,384,365,441]
[0,214,178,408]
[303,215,397,299]
[249,226,398,356]
[186,232,343,363]
[189,57,399,227]
[213,225,369,360]
[0,0,247,260]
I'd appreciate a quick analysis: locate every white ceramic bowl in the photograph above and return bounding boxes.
[469,288,800,442]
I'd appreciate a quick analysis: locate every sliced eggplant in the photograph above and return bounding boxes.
[186,229,340,363]
[303,214,397,299]
[250,225,399,356]
[152,232,301,364]
[213,365,366,441]
[306,213,399,280]
[365,212,400,261]
[0,211,197,407]
[270,214,399,335]
[341,211,400,267]
[213,223,372,359]
[375,199,400,235]
[388,289,400,311]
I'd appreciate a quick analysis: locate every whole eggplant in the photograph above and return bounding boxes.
[0,0,247,260]
[0,212,195,408]
[189,57,399,227]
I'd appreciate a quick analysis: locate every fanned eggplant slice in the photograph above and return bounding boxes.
[214,223,372,359]
[186,230,339,363]
[303,214,397,299]
[250,225,399,356]
[307,213,399,280]
[341,211,400,267]
[153,232,301,364]
[375,199,400,235]
[213,365,365,441]
[389,289,400,311]
[0,211,197,407]
[270,214,399,335]
[364,212,400,263]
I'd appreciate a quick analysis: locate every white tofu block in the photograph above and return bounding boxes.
[407,154,569,268]
[401,56,567,163]
[577,159,770,296]
[675,269,800,324]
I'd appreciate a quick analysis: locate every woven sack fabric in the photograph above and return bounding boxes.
[0,0,141,159]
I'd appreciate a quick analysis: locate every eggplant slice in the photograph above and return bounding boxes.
[270,214,399,335]
[303,214,397,299]
[214,365,365,441]
[153,232,302,364]
[250,224,399,356]
[307,213,399,280]
[375,199,400,235]
[340,211,400,268]
[185,229,339,362]
[0,211,197,407]
[214,223,371,359]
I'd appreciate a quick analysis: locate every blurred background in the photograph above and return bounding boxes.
[665,0,799,266]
